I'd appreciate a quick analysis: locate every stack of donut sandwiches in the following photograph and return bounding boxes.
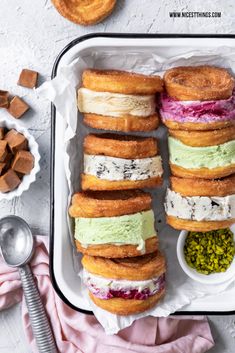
[69,69,166,315]
[69,65,235,315]
[162,66,235,231]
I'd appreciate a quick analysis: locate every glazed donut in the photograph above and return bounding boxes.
[82,252,166,315]
[51,0,116,26]
[169,126,235,147]
[170,175,235,197]
[166,215,235,232]
[84,133,158,159]
[83,113,159,132]
[69,190,152,218]
[75,236,158,258]
[81,174,162,190]
[170,163,235,179]
[164,66,234,101]
[82,69,164,95]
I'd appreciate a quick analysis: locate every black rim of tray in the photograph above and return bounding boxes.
[50,33,235,315]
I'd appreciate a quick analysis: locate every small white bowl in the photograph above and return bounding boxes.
[0,118,40,201]
[177,224,235,284]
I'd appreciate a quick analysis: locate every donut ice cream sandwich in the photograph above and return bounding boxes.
[168,126,235,179]
[165,175,235,231]
[160,66,235,130]
[81,134,163,190]
[82,251,166,315]
[77,69,164,132]
[69,190,158,258]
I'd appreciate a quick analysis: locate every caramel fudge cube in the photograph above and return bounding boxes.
[0,162,6,175]
[0,90,9,97]
[12,150,34,174]
[0,140,7,162]
[0,151,13,177]
[3,153,13,170]
[15,172,24,179]
[18,69,38,89]
[0,127,5,140]
[4,129,28,153]
[8,96,29,119]
[0,90,9,108]
[0,169,21,192]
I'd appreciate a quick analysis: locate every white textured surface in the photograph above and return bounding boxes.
[0,0,235,352]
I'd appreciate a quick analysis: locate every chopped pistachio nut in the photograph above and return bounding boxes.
[184,228,235,275]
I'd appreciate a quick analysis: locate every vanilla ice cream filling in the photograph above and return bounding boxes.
[84,154,163,181]
[77,87,156,117]
[165,189,235,221]
[83,269,165,300]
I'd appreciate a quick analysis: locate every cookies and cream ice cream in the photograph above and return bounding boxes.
[168,136,235,169]
[77,87,156,117]
[160,91,235,124]
[75,210,156,251]
[165,189,235,221]
[82,269,165,300]
[84,154,163,181]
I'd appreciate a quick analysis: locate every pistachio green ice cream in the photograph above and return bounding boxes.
[168,137,235,169]
[75,210,156,251]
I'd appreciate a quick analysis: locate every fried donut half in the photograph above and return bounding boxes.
[81,174,162,191]
[166,215,235,232]
[84,113,159,132]
[89,290,165,316]
[170,175,235,197]
[162,116,234,131]
[82,69,164,95]
[82,252,166,315]
[75,237,158,258]
[51,0,116,26]
[84,133,158,159]
[82,251,165,280]
[169,126,235,147]
[69,190,152,218]
[170,163,235,179]
[164,65,234,101]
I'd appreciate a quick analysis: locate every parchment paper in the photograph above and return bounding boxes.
[38,45,235,334]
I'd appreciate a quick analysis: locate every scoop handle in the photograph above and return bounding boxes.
[19,264,58,353]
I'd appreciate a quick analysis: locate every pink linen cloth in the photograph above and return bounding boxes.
[0,236,214,353]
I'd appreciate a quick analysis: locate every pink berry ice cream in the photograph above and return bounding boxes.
[160,91,235,129]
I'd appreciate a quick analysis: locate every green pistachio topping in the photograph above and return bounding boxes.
[184,228,235,275]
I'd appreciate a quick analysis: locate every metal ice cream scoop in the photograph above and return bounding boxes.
[0,216,57,353]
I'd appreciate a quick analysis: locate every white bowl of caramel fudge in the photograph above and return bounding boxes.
[0,118,40,200]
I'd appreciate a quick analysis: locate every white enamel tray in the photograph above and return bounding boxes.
[50,34,235,315]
